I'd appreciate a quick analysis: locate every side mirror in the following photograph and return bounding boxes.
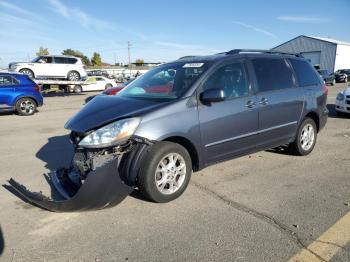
[200,88,226,103]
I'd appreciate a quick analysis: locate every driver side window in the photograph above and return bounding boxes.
[203,62,249,99]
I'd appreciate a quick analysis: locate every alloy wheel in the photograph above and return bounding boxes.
[154,153,186,195]
[300,123,315,151]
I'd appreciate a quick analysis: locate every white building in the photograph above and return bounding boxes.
[272,35,350,72]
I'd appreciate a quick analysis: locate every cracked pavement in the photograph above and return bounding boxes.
[0,85,349,261]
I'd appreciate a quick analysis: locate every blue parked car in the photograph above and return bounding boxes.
[0,72,43,116]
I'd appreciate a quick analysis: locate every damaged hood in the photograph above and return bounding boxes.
[65,95,170,133]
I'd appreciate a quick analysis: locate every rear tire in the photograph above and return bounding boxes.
[19,68,34,78]
[67,71,80,81]
[138,142,192,203]
[16,98,37,116]
[289,118,317,156]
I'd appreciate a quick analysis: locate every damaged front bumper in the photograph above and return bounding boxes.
[7,136,153,212]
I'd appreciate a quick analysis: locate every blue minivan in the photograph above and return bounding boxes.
[0,72,43,115]
[9,50,328,211]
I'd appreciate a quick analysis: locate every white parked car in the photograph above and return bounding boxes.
[335,85,350,115]
[8,55,87,81]
[72,76,116,93]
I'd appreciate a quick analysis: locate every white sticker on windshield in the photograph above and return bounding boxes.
[183,63,204,68]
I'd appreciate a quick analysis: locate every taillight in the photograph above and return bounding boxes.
[322,83,328,96]
[34,85,40,92]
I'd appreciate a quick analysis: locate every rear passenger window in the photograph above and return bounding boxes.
[67,58,77,64]
[252,58,294,92]
[0,76,14,86]
[54,57,66,64]
[203,62,249,99]
[289,59,320,86]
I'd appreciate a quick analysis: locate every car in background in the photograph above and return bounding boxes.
[317,69,335,86]
[72,76,116,93]
[335,85,350,115]
[87,70,113,78]
[102,79,135,96]
[0,72,43,116]
[335,69,350,83]
[8,55,87,81]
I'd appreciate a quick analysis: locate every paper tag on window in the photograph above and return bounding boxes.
[183,63,204,68]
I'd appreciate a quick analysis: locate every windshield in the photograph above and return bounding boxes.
[118,62,209,100]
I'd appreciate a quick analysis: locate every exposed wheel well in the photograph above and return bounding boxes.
[305,112,320,132]
[163,136,200,171]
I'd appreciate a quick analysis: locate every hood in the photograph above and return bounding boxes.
[65,95,171,133]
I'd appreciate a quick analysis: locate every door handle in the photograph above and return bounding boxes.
[259,98,269,105]
[245,100,256,108]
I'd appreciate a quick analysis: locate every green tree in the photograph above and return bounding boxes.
[135,59,145,65]
[36,47,49,56]
[62,49,90,65]
[91,52,102,66]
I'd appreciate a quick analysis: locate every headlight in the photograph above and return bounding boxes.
[336,92,344,101]
[79,118,141,148]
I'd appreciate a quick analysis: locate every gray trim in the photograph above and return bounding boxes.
[205,121,298,147]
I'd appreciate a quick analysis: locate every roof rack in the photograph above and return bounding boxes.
[225,49,303,57]
[178,56,199,60]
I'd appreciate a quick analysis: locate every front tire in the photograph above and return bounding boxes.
[105,84,113,89]
[289,118,317,156]
[138,142,192,203]
[67,71,80,81]
[16,98,37,116]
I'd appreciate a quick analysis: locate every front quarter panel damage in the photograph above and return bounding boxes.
[7,136,154,212]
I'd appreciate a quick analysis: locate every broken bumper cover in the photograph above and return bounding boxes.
[8,158,133,212]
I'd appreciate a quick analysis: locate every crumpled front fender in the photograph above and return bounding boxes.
[8,158,133,212]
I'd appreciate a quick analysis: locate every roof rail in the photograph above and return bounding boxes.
[178,56,198,60]
[226,49,303,57]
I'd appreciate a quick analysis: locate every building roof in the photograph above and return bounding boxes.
[305,36,350,46]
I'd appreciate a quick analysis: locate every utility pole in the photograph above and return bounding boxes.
[127,41,131,76]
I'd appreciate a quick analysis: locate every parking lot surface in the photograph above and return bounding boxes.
[0,85,349,261]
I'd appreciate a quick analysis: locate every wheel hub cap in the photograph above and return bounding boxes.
[155,153,186,195]
[20,100,34,114]
[300,124,315,151]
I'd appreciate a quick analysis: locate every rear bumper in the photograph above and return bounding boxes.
[319,107,328,131]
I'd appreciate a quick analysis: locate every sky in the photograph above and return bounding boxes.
[0,0,349,67]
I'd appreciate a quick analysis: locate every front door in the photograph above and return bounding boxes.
[198,60,259,164]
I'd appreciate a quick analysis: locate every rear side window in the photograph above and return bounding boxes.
[54,57,66,64]
[66,58,77,64]
[289,59,320,87]
[0,75,15,86]
[252,58,294,92]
